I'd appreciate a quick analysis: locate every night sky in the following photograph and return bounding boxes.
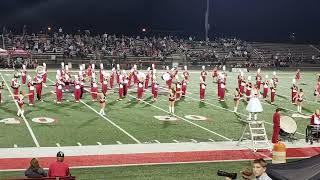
[1,0,320,43]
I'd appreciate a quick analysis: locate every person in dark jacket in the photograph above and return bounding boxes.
[25,158,47,178]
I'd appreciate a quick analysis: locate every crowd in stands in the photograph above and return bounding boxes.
[1,28,318,68]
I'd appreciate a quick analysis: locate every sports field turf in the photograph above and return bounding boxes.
[0,69,318,148]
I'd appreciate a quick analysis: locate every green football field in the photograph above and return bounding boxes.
[0,69,318,148]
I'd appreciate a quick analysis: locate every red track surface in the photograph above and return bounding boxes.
[1,147,320,170]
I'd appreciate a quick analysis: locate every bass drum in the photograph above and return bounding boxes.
[280,116,297,137]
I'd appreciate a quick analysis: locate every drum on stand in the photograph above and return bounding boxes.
[280,116,297,142]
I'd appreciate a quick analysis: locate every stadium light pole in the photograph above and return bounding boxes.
[205,0,210,41]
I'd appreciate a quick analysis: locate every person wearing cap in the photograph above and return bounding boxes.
[48,151,70,177]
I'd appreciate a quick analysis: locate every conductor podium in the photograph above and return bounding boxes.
[238,120,271,152]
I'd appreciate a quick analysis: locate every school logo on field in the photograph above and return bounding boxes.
[0,118,21,124]
[32,117,56,124]
[184,115,207,121]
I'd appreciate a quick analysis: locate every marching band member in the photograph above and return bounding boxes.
[137,79,144,101]
[246,84,263,120]
[310,109,320,125]
[239,77,246,97]
[117,77,124,101]
[145,67,151,90]
[0,81,4,103]
[237,71,244,89]
[200,79,206,102]
[13,91,31,117]
[91,79,98,101]
[27,76,35,105]
[165,66,173,89]
[122,70,128,97]
[133,64,138,85]
[314,81,320,102]
[219,77,226,102]
[291,79,298,104]
[99,63,104,83]
[21,65,27,84]
[74,78,81,103]
[168,87,176,115]
[153,80,159,102]
[116,64,121,84]
[87,64,93,78]
[246,81,252,101]
[55,79,64,104]
[64,72,71,92]
[101,72,109,94]
[272,108,281,143]
[34,73,44,101]
[176,80,182,100]
[181,78,187,96]
[212,67,218,82]
[262,76,269,99]
[42,63,47,87]
[234,88,241,112]
[110,67,115,89]
[295,69,301,83]
[11,74,20,100]
[217,72,222,100]
[98,91,107,116]
[256,68,262,90]
[270,82,276,104]
[200,65,207,82]
[183,65,190,82]
[295,89,304,113]
[271,71,279,88]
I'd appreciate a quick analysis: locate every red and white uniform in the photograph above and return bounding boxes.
[133,71,138,85]
[56,81,63,103]
[11,78,20,100]
[219,82,226,101]
[183,71,190,81]
[74,81,81,102]
[176,82,182,99]
[310,113,320,125]
[21,69,27,84]
[212,68,218,79]
[34,75,43,100]
[271,87,276,103]
[17,94,24,108]
[246,84,252,101]
[297,93,304,102]
[64,74,71,91]
[42,67,47,84]
[200,82,206,100]
[110,71,115,88]
[201,70,207,82]
[153,83,159,99]
[137,81,144,99]
[116,70,121,84]
[239,80,246,96]
[118,83,124,99]
[272,77,279,87]
[145,73,150,89]
[166,74,173,89]
[87,67,93,77]
[291,85,298,103]
[256,74,262,89]
[234,91,241,101]
[237,75,243,89]
[99,69,104,83]
[102,79,108,94]
[181,79,187,96]
[27,81,35,105]
[295,71,301,81]
[91,82,98,101]
[217,78,221,99]
[263,81,269,98]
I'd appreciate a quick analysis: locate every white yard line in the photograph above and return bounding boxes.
[0,73,40,148]
[47,77,142,144]
[127,93,232,141]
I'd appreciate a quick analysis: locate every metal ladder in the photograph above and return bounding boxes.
[238,121,272,152]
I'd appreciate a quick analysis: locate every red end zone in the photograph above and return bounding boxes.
[1,147,320,170]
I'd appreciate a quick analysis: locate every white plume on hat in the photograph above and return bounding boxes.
[122,70,126,74]
[222,65,226,71]
[112,67,115,71]
[257,68,261,73]
[240,71,244,76]
[91,64,95,69]
[152,64,155,69]
[100,63,103,69]
[171,68,175,71]
[61,62,65,69]
[22,64,26,69]
[202,65,205,70]
[133,64,137,69]
[82,64,85,69]
[117,64,120,70]
[92,73,96,78]
[147,67,151,71]
[273,71,276,76]
[56,70,61,75]
[166,66,169,71]
[265,74,268,79]
[153,69,157,74]
[79,65,83,71]
[65,65,69,71]
[43,63,46,67]
[292,78,296,84]
[184,65,187,70]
